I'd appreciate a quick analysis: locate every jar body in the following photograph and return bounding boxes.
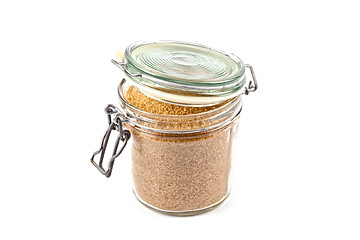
[119,79,242,215]
[128,119,239,215]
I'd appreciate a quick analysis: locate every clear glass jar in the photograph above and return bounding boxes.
[91,40,257,216]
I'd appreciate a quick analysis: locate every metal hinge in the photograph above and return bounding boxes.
[90,104,131,178]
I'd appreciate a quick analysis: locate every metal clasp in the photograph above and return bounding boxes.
[244,64,258,95]
[90,104,131,178]
[111,59,142,78]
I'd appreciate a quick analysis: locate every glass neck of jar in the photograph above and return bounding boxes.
[117,79,243,135]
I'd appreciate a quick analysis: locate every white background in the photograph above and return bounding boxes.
[0,0,359,239]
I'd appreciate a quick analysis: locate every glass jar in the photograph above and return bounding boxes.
[91,40,258,216]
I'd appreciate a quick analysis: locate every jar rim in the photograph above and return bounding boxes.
[118,79,240,118]
[117,79,242,134]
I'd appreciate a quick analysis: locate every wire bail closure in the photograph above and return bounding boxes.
[243,64,258,95]
[90,104,131,178]
[111,59,142,78]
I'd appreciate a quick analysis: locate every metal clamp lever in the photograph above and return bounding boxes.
[244,64,258,95]
[90,105,131,178]
[111,59,143,78]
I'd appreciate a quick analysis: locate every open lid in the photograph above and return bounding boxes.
[113,40,247,106]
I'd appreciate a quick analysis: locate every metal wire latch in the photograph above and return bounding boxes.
[90,104,131,178]
[244,64,258,95]
[111,59,143,78]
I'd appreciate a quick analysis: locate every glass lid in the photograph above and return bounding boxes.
[117,40,247,106]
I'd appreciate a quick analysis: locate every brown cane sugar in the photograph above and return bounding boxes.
[124,85,227,115]
[125,85,236,213]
